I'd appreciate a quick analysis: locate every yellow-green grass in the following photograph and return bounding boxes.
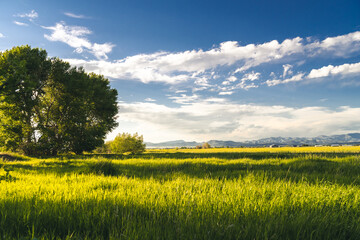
[1,146,360,239]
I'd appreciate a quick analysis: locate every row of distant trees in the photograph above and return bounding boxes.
[0,46,118,155]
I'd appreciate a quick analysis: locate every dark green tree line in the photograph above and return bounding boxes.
[0,46,118,155]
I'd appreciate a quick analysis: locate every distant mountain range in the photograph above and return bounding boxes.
[145,133,360,148]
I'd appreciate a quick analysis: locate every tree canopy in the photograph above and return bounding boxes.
[0,46,118,155]
[109,133,146,154]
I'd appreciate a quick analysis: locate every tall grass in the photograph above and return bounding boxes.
[0,147,360,239]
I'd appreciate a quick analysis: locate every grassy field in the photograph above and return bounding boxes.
[1,146,360,239]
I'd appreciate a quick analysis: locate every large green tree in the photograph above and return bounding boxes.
[0,46,118,155]
[0,46,51,153]
[39,59,118,154]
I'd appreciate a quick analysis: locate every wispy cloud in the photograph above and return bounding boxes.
[282,64,293,78]
[266,73,305,86]
[15,10,38,20]
[145,98,156,102]
[66,31,360,85]
[0,33,4,38]
[13,21,29,26]
[64,12,88,19]
[43,21,115,60]
[168,94,199,104]
[219,91,234,95]
[111,100,360,142]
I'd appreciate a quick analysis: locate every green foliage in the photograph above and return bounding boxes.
[109,132,146,154]
[0,45,51,153]
[93,142,111,153]
[0,46,118,155]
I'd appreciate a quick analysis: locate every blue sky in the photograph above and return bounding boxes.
[1,0,360,142]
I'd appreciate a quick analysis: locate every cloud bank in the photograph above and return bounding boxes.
[110,100,360,142]
[66,31,360,86]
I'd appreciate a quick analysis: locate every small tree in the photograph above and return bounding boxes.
[202,142,211,149]
[110,133,145,154]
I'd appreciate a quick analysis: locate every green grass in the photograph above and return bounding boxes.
[0,147,360,239]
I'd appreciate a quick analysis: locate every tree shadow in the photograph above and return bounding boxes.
[6,155,360,186]
[38,151,360,161]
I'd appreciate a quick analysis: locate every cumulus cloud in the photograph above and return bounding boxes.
[111,100,360,142]
[13,21,28,26]
[66,31,360,85]
[308,62,360,79]
[64,12,88,19]
[307,31,360,57]
[43,22,114,60]
[266,61,360,86]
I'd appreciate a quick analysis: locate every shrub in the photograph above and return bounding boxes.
[202,142,211,149]
[109,133,146,154]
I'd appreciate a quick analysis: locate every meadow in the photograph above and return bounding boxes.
[1,146,360,239]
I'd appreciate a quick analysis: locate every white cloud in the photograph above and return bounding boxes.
[0,33,4,38]
[64,12,88,19]
[13,21,28,26]
[111,100,360,142]
[265,61,360,86]
[145,98,156,102]
[175,90,187,93]
[307,31,360,57]
[15,10,38,20]
[219,91,234,95]
[236,81,258,90]
[308,62,360,79]
[65,31,360,85]
[221,81,231,85]
[227,76,237,82]
[168,94,199,104]
[43,22,115,60]
[241,71,261,81]
[66,36,304,84]
[282,64,293,78]
[266,73,305,86]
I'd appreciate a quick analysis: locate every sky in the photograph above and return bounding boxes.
[1,0,360,143]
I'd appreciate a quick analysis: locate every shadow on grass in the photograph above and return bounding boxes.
[35,151,360,161]
[6,154,360,185]
[98,151,359,160]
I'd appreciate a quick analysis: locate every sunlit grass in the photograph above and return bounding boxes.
[0,146,360,239]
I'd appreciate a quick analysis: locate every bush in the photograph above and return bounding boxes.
[109,133,146,154]
[202,142,211,149]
